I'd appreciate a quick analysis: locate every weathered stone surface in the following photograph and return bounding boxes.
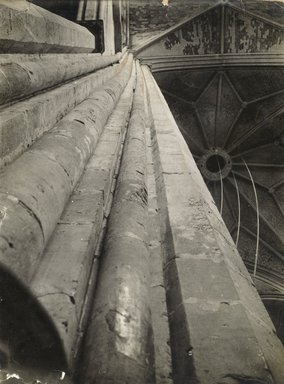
[143,65,284,384]
[0,52,123,106]
[0,54,127,168]
[145,117,173,384]
[30,66,136,367]
[99,0,116,55]
[83,0,100,20]
[0,1,95,53]
[33,214,103,353]
[80,62,154,384]
[0,55,133,285]
[0,193,44,282]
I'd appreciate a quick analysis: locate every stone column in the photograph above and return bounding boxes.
[113,0,123,52]
[77,0,126,54]
[77,0,101,21]
[99,0,116,54]
[85,0,100,20]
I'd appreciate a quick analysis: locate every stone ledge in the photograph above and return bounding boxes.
[0,0,95,53]
[0,55,128,169]
[0,52,122,106]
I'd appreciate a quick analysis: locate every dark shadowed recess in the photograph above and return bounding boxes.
[27,0,80,21]
[0,266,67,376]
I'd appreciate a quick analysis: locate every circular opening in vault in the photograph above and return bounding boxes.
[198,149,232,181]
[206,154,226,173]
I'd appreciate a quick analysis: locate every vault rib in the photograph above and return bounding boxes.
[272,193,284,222]
[227,105,284,153]
[223,71,243,104]
[247,88,284,105]
[233,162,284,168]
[231,143,273,160]
[195,107,210,149]
[240,225,284,263]
[231,170,268,190]
[195,71,218,103]
[160,88,195,107]
[227,176,284,247]
[223,180,240,245]
[222,106,244,148]
[214,73,223,148]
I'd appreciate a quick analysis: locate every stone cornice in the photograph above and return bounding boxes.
[139,54,284,72]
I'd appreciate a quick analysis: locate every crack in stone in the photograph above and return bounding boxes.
[17,199,45,241]
[222,373,274,384]
[36,291,75,305]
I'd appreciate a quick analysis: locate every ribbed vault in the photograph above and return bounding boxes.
[154,66,284,339]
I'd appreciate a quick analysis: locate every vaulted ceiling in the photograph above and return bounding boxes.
[155,67,284,284]
[135,1,284,334]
